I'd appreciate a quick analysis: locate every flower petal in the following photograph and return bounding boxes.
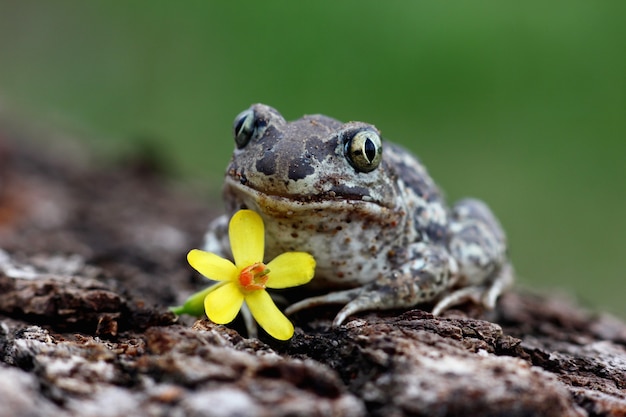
[170,282,227,317]
[265,252,316,289]
[229,210,264,269]
[204,282,244,324]
[246,290,294,340]
[187,249,238,282]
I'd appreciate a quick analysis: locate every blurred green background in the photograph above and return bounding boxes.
[0,2,624,317]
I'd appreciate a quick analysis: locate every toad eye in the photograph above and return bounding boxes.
[344,129,383,172]
[233,109,256,149]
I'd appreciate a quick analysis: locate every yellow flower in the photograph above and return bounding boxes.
[172,210,316,340]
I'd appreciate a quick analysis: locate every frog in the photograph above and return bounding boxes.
[203,103,513,327]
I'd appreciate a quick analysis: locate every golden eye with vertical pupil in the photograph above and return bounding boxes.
[344,129,383,172]
[233,109,256,149]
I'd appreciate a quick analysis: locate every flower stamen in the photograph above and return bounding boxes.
[238,262,270,291]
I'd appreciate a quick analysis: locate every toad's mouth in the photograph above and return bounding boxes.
[223,175,392,212]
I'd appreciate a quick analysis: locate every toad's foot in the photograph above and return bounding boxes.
[286,263,512,326]
[286,248,512,327]
[285,287,364,327]
[432,263,514,315]
[286,243,455,326]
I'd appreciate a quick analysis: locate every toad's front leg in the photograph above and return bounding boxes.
[285,242,457,326]
[202,214,231,258]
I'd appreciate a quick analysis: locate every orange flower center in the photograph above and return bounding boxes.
[238,262,270,291]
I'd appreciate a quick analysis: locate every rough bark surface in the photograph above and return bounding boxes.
[0,128,624,417]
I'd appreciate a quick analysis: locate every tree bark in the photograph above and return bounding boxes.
[0,129,624,417]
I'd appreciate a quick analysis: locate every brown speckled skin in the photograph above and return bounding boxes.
[204,104,513,325]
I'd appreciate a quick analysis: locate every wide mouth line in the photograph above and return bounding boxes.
[224,176,390,208]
